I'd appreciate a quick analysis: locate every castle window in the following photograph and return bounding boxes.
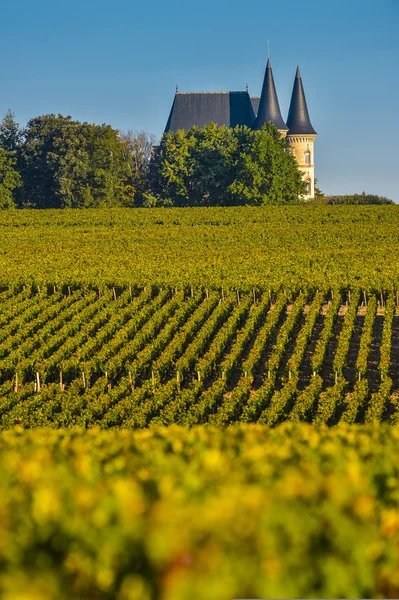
[305,150,311,165]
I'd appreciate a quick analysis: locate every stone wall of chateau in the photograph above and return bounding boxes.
[287,134,316,199]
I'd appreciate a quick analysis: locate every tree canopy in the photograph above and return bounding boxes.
[0,109,22,153]
[150,122,306,206]
[0,148,21,208]
[18,115,137,208]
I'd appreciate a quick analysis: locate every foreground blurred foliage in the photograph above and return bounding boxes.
[1,424,399,599]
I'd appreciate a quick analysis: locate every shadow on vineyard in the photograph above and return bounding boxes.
[391,316,399,390]
[343,313,365,388]
[368,314,384,393]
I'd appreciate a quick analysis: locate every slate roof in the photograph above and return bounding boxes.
[253,59,287,131]
[286,67,317,136]
[165,91,255,132]
[251,96,260,117]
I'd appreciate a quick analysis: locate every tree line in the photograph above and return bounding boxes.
[0,111,157,209]
[321,193,393,205]
[0,110,393,208]
[0,111,308,208]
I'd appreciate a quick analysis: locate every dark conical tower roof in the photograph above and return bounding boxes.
[253,59,288,131]
[286,67,316,135]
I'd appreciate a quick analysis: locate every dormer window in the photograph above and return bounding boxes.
[305,150,311,165]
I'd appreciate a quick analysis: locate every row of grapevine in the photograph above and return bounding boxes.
[1,288,399,428]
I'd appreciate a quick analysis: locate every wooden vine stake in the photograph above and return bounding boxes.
[381,292,384,308]
[363,290,367,307]
[191,287,194,297]
[113,287,117,301]
[205,289,209,299]
[221,289,224,302]
[197,371,201,382]
[105,371,111,391]
[176,370,181,391]
[60,371,65,392]
[128,371,133,390]
[68,286,71,297]
[82,371,86,389]
[335,371,338,385]
[14,373,19,393]
[253,289,256,304]
[36,372,41,393]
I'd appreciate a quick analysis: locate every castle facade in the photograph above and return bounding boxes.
[165,59,317,198]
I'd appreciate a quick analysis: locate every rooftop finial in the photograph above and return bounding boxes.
[176,84,179,93]
[246,83,248,93]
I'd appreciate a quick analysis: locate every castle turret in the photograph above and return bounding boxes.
[286,67,317,199]
[253,59,288,135]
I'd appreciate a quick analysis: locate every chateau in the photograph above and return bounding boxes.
[165,58,317,198]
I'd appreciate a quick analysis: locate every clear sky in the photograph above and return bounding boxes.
[1,0,398,200]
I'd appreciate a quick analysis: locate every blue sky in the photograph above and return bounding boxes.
[1,0,398,200]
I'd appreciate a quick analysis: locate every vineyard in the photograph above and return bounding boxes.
[2,205,399,599]
[1,285,399,428]
[1,205,399,291]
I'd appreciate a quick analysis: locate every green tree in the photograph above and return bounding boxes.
[151,122,305,206]
[307,178,327,205]
[0,110,22,153]
[230,123,306,205]
[0,148,22,208]
[119,130,157,205]
[326,192,394,205]
[19,115,136,208]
